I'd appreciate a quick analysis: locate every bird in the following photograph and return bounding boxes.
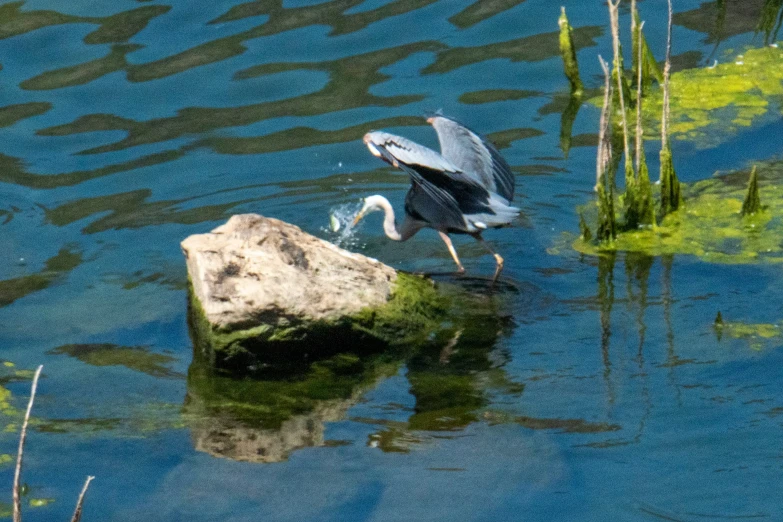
[353,115,519,281]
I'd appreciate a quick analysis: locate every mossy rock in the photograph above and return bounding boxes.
[188,272,450,374]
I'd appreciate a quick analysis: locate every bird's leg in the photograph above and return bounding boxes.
[473,235,504,282]
[438,232,465,274]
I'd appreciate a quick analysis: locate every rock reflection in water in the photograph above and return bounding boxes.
[185,348,401,463]
[184,280,523,461]
[190,387,358,464]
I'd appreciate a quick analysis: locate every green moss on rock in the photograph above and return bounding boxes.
[188,272,449,373]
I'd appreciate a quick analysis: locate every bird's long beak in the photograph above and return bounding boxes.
[352,210,365,227]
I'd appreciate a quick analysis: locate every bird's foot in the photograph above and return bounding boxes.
[490,255,504,285]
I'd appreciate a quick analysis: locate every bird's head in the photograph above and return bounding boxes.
[363,132,383,158]
[352,195,389,226]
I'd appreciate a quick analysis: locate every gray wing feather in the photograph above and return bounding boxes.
[365,132,467,230]
[365,131,460,173]
[429,116,515,201]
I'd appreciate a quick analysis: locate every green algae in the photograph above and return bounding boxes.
[28,498,55,508]
[641,43,783,148]
[188,272,449,373]
[588,43,783,149]
[714,317,782,351]
[573,160,783,263]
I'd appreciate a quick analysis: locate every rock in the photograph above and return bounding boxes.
[182,214,445,372]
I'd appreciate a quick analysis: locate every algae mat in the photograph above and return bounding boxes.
[642,43,783,148]
[571,159,783,264]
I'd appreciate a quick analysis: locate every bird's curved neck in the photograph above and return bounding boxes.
[375,197,403,241]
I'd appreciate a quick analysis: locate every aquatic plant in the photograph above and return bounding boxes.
[594,56,616,241]
[558,7,583,95]
[630,0,663,93]
[573,0,686,246]
[630,18,654,228]
[572,161,783,263]
[741,165,762,216]
[659,0,682,216]
[10,366,95,522]
[556,7,589,158]
[566,0,783,264]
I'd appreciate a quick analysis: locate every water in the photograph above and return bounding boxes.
[1,0,783,520]
[325,200,363,247]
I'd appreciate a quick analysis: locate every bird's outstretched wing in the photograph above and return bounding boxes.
[428,115,515,202]
[364,131,494,232]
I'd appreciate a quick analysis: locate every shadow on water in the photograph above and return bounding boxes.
[0,3,170,43]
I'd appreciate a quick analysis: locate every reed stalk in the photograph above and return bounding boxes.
[13,366,42,522]
[741,166,761,216]
[659,0,682,215]
[558,7,583,95]
[596,55,617,241]
[634,20,654,227]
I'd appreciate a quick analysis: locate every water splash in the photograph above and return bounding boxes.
[323,202,363,248]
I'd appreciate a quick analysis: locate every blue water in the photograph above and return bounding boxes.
[1,0,783,520]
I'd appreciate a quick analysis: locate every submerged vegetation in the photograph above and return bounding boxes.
[714,312,783,351]
[560,0,781,263]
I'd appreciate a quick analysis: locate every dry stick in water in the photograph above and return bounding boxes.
[661,0,673,153]
[608,0,631,172]
[70,476,95,522]
[635,21,645,172]
[596,55,613,189]
[13,365,43,522]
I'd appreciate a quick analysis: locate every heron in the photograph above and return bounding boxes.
[353,115,519,281]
